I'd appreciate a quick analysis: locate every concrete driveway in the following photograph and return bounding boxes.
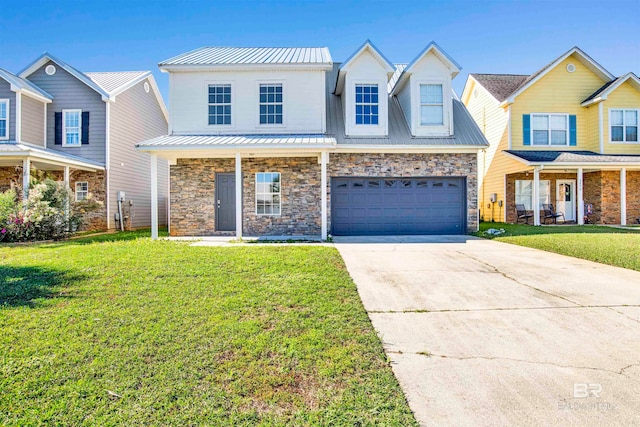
[335,236,640,426]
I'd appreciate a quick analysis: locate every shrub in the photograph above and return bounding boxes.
[0,179,93,242]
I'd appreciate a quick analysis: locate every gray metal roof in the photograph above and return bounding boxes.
[0,68,53,100]
[326,64,489,147]
[85,71,149,95]
[160,47,332,66]
[0,142,105,168]
[505,150,640,164]
[470,74,528,102]
[136,134,336,148]
[388,64,407,94]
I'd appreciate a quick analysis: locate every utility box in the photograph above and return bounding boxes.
[490,193,497,203]
[117,191,126,202]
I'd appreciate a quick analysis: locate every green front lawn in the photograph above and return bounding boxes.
[476,222,640,272]
[0,231,416,426]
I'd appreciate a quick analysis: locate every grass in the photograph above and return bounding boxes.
[0,230,416,426]
[475,222,640,272]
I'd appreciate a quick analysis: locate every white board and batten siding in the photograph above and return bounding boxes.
[170,70,326,134]
[342,52,389,137]
[109,78,168,228]
[0,80,16,141]
[21,94,45,146]
[27,61,107,164]
[402,53,454,137]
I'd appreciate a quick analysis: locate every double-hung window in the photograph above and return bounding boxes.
[355,84,379,125]
[0,99,8,140]
[532,114,568,146]
[256,172,281,215]
[75,182,88,202]
[259,84,283,124]
[63,109,82,146]
[515,180,550,210]
[208,84,231,125]
[420,84,444,125]
[610,109,638,142]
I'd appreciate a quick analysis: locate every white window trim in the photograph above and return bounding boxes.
[515,179,550,210]
[418,83,445,126]
[205,81,234,129]
[530,113,570,146]
[608,108,639,143]
[62,109,82,147]
[256,81,286,129]
[75,181,88,202]
[354,82,380,126]
[255,172,282,216]
[412,79,451,137]
[0,99,9,140]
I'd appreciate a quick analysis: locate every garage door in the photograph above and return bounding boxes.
[331,177,466,235]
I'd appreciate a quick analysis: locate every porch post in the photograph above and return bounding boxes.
[64,166,70,229]
[22,158,30,201]
[577,167,584,225]
[150,154,158,240]
[620,168,627,225]
[235,153,242,239]
[533,167,540,226]
[320,151,328,240]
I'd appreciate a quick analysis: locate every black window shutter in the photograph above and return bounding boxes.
[81,112,90,145]
[54,112,62,145]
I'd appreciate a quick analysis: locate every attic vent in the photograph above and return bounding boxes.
[45,65,56,76]
[473,89,478,98]
[566,63,576,73]
[144,82,150,93]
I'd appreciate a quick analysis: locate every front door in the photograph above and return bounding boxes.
[216,173,236,231]
[556,180,576,222]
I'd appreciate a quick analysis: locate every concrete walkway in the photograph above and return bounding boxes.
[335,236,640,426]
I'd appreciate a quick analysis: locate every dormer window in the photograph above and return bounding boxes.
[355,84,379,125]
[420,84,444,126]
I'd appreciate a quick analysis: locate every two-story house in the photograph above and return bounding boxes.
[137,41,489,239]
[462,47,640,225]
[0,53,169,230]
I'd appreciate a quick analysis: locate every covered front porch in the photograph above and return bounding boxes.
[504,150,640,226]
[138,135,336,240]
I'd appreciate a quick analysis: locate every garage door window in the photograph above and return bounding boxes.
[256,172,281,215]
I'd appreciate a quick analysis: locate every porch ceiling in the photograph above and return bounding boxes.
[0,143,104,171]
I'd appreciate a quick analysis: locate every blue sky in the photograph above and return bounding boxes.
[1,0,638,101]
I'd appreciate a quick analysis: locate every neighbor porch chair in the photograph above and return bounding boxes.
[543,204,565,224]
[515,204,534,224]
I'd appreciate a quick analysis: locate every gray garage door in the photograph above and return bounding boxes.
[331,177,466,235]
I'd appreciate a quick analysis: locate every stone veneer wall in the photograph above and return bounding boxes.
[327,153,478,232]
[0,167,107,231]
[169,158,321,236]
[0,167,22,193]
[170,153,479,236]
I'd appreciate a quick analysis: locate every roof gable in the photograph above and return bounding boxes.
[19,53,111,100]
[500,47,614,105]
[390,42,461,95]
[0,68,53,102]
[582,72,640,106]
[334,40,395,95]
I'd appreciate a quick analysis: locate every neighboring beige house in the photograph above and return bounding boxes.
[138,41,489,239]
[0,53,169,230]
[462,47,640,225]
